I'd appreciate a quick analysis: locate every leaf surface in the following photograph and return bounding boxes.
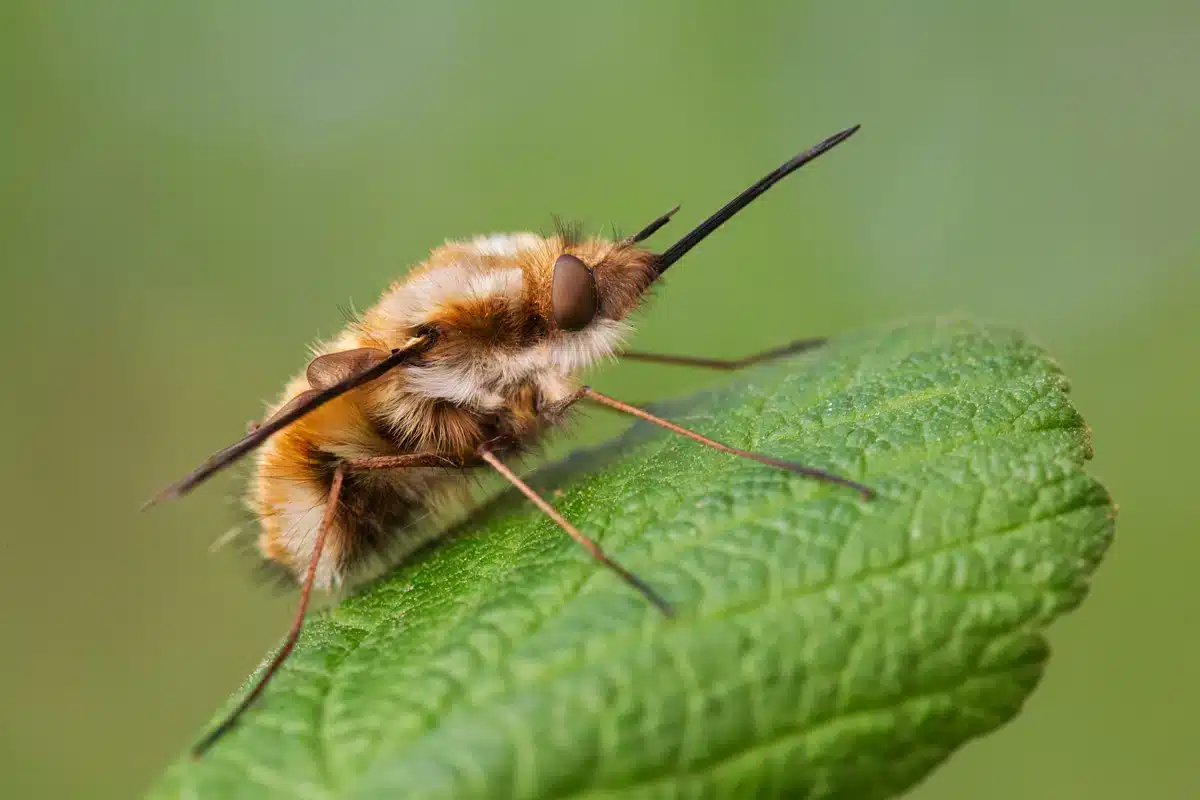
[150,320,1115,800]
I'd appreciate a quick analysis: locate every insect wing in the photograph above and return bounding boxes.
[306,347,390,390]
[144,336,432,507]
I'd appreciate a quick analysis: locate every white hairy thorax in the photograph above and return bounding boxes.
[373,232,631,408]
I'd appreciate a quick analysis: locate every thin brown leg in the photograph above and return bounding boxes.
[581,387,874,500]
[344,453,473,471]
[619,337,826,371]
[477,446,674,617]
[191,465,346,758]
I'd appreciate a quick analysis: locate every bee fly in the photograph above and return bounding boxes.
[146,125,872,756]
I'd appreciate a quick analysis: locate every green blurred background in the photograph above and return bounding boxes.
[2,2,1196,797]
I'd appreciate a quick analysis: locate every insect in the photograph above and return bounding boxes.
[146,125,872,756]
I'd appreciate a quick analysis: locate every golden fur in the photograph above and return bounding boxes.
[250,233,658,587]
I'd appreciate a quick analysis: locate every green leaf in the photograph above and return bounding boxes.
[149,319,1115,800]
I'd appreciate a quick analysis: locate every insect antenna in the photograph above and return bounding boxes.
[623,204,681,245]
[142,333,435,508]
[653,124,860,277]
[192,464,345,757]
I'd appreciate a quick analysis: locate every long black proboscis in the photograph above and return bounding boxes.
[653,124,860,276]
[142,338,433,508]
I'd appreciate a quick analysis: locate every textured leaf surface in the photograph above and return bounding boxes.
[150,320,1115,800]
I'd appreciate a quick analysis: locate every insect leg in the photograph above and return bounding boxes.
[580,387,873,500]
[344,453,474,471]
[191,464,346,758]
[619,337,826,371]
[477,446,674,617]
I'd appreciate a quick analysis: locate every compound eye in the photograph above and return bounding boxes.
[551,253,597,331]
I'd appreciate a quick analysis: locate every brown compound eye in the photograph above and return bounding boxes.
[551,253,597,331]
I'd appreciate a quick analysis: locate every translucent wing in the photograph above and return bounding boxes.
[143,336,432,508]
[306,347,390,390]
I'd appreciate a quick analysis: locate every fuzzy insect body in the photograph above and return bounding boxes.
[253,232,658,588]
[147,125,870,756]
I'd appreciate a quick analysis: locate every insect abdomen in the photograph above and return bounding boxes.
[249,376,549,586]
